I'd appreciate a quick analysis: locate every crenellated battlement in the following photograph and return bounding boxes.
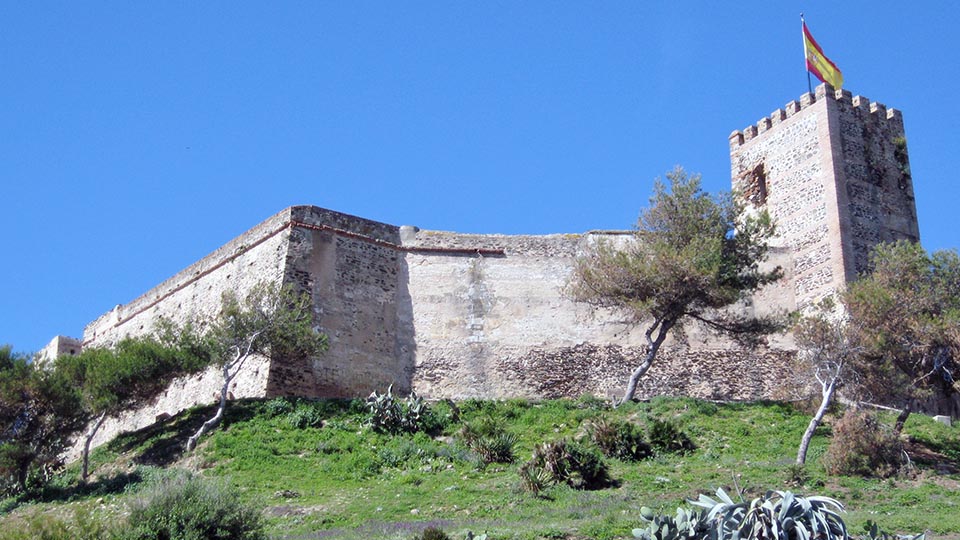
[728,83,918,313]
[729,84,902,149]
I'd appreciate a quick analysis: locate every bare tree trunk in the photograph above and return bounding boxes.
[186,364,232,452]
[81,412,108,482]
[618,319,673,407]
[796,379,837,465]
[893,402,912,436]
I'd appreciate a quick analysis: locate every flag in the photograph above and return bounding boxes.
[802,21,843,89]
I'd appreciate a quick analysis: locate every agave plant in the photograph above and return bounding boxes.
[690,488,847,540]
[632,505,710,540]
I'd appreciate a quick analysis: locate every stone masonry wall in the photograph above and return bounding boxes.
[76,206,415,456]
[730,86,837,310]
[74,208,296,458]
[83,207,294,346]
[269,206,409,397]
[729,84,918,309]
[77,209,801,462]
[832,92,920,276]
[401,229,795,401]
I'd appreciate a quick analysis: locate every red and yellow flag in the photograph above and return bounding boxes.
[802,22,843,89]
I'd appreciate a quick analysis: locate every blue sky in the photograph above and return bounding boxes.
[2,2,958,353]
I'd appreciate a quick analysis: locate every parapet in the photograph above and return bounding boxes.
[729,84,903,149]
[36,335,82,367]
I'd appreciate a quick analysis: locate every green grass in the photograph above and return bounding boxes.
[2,396,959,539]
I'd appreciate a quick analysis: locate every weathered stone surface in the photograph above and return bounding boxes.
[730,84,919,310]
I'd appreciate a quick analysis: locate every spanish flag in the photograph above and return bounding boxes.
[802,21,843,89]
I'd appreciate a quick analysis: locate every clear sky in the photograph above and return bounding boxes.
[2,2,958,354]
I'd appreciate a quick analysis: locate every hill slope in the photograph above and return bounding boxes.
[3,397,959,539]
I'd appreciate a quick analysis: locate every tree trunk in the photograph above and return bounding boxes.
[893,402,912,436]
[796,379,836,465]
[619,349,657,407]
[186,365,232,452]
[618,319,673,407]
[81,412,108,482]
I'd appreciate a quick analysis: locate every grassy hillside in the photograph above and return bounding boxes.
[2,396,958,539]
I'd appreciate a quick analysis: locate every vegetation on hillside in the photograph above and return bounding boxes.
[1,227,956,539]
[1,396,956,540]
[182,283,328,451]
[844,241,960,433]
[0,345,84,495]
[60,334,214,482]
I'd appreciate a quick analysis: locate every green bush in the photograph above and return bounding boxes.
[377,435,439,469]
[263,397,294,417]
[367,386,432,434]
[0,507,122,540]
[460,416,517,465]
[861,519,925,540]
[286,403,325,429]
[414,526,452,540]
[124,472,266,540]
[824,409,904,478]
[518,439,611,492]
[648,419,695,455]
[586,419,653,462]
[575,394,612,411]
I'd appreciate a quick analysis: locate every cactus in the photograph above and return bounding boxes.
[366,384,431,434]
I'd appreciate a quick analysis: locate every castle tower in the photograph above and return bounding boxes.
[729,84,920,310]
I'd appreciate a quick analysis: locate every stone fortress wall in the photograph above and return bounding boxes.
[730,84,919,311]
[65,84,919,457]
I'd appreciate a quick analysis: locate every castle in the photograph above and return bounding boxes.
[51,84,921,455]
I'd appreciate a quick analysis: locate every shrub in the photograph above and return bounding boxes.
[367,385,432,434]
[861,519,926,540]
[648,419,695,454]
[263,397,294,417]
[517,463,552,496]
[823,409,904,478]
[585,419,653,462]
[460,416,517,465]
[575,394,612,411]
[414,526,452,540]
[784,463,810,487]
[287,403,325,429]
[377,435,439,469]
[124,472,266,540]
[518,439,611,492]
[0,507,123,540]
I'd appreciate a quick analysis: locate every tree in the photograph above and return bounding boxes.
[571,168,783,406]
[0,345,84,494]
[792,307,861,465]
[844,241,960,432]
[61,336,214,482]
[185,283,328,451]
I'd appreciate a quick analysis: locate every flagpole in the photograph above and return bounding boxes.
[801,13,812,94]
